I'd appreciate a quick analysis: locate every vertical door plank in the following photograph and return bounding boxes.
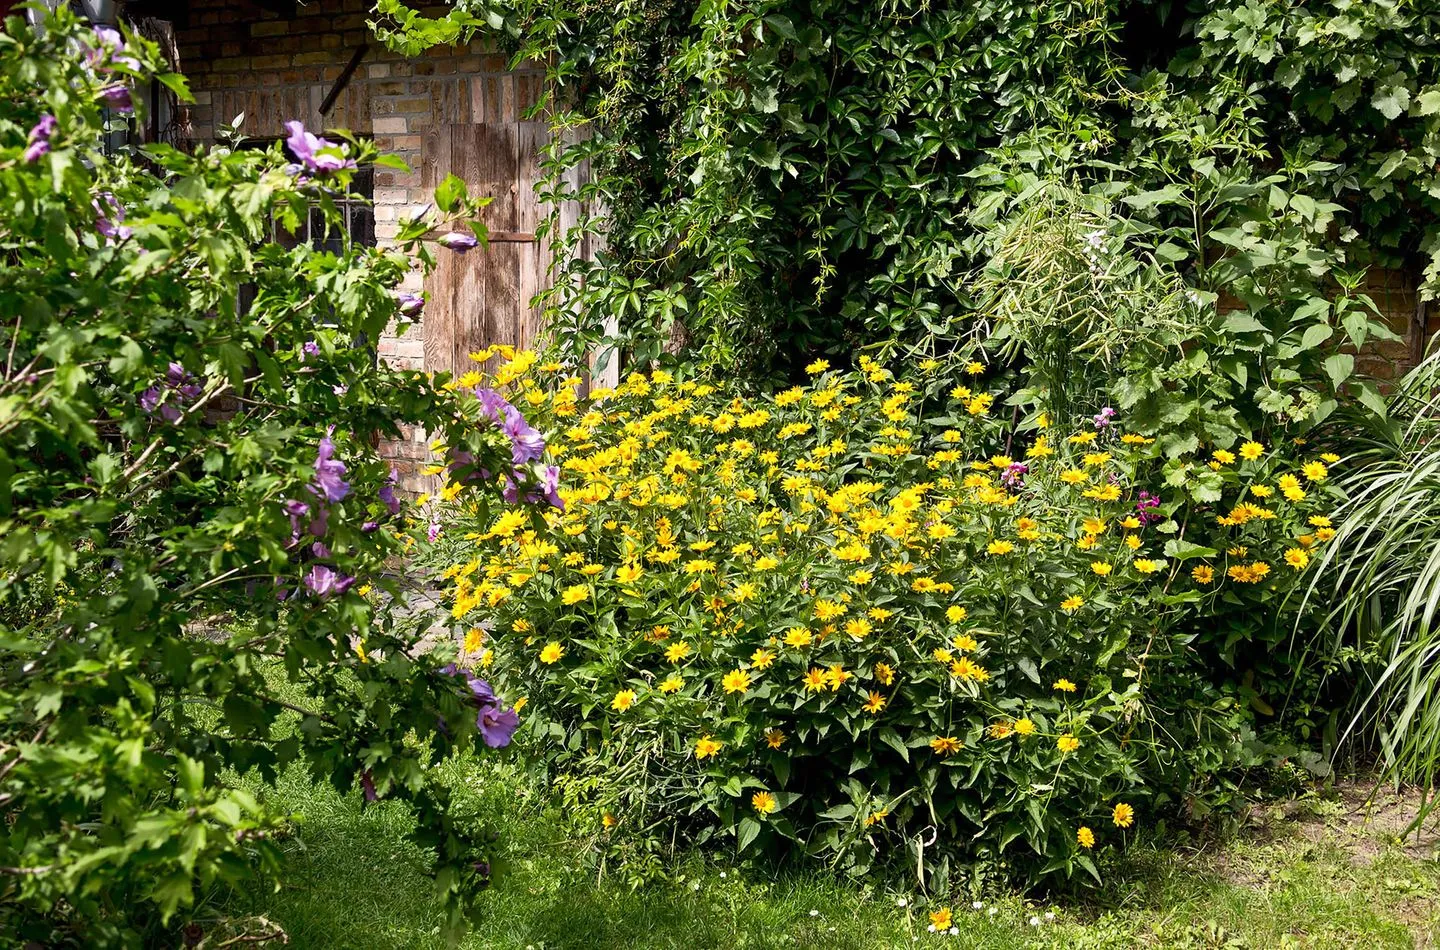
[516,117,549,347]
[422,125,456,377]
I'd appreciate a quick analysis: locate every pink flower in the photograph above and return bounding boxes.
[282,120,355,174]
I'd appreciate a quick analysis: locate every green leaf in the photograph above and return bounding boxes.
[736,817,762,852]
[1163,539,1218,561]
[434,173,466,214]
[1372,84,1412,120]
[156,72,193,102]
[1323,353,1354,388]
[1356,382,1389,420]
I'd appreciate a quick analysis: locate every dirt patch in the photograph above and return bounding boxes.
[1295,781,1440,866]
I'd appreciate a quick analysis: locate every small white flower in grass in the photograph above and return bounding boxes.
[987,907,997,917]
[719,871,726,879]
[971,901,984,909]
[948,927,959,936]
[927,925,936,933]
[1045,911,1056,921]
[896,898,907,908]
[809,909,819,917]
[691,882,700,891]
[1029,916,1041,927]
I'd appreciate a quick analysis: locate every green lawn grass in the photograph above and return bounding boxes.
[205,755,1440,950]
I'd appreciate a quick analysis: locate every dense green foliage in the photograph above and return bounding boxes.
[375,0,1436,402]
[0,11,531,944]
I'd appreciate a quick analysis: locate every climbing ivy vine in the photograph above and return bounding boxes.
[373,0,1440,436]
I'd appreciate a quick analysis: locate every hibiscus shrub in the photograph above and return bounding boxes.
[0,11,536,944]
[420,351,1340,885]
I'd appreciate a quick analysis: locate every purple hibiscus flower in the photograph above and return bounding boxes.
[304,564,355,597]
[302,340,320,360]
[94,193,132,242]
[379,468,402,515]
[87,26,142,72]
[438,231,479,253]
[22,114,56,163]
[312,427,351,502]
[501,464,565,510]
[537,464,564,509]
[100,85,133,112]
[502,412,547,465]
[283,120,356,175]
[474,387,515,425]
[442,666,520,748]
[139,361,201,422]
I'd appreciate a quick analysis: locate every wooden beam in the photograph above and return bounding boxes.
[320,44,368,117]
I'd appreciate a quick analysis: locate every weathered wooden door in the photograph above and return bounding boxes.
[419,72,549,376]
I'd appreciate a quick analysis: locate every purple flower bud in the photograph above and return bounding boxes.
[360,770,378,802]
[428,522,441,542]
[395,292,424,318]
[302,340,320,360]
[362,520,380,533]
[283,499,310,539]
[438,231,479,253]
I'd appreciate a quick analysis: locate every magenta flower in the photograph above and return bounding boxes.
[312,427,351,502]
[282,120,356,174]
[438,231,479,253]
[302,340,320,360]
[22,115,55,163]
[304,564,355,597]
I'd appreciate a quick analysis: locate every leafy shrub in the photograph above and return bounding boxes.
[0,11,541,944]
[421,351,1340,884]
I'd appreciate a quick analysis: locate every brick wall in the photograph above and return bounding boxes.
[1354,268,1436,382]
[174,0,550,491]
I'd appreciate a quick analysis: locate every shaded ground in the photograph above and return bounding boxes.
[203,762,1440,950]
